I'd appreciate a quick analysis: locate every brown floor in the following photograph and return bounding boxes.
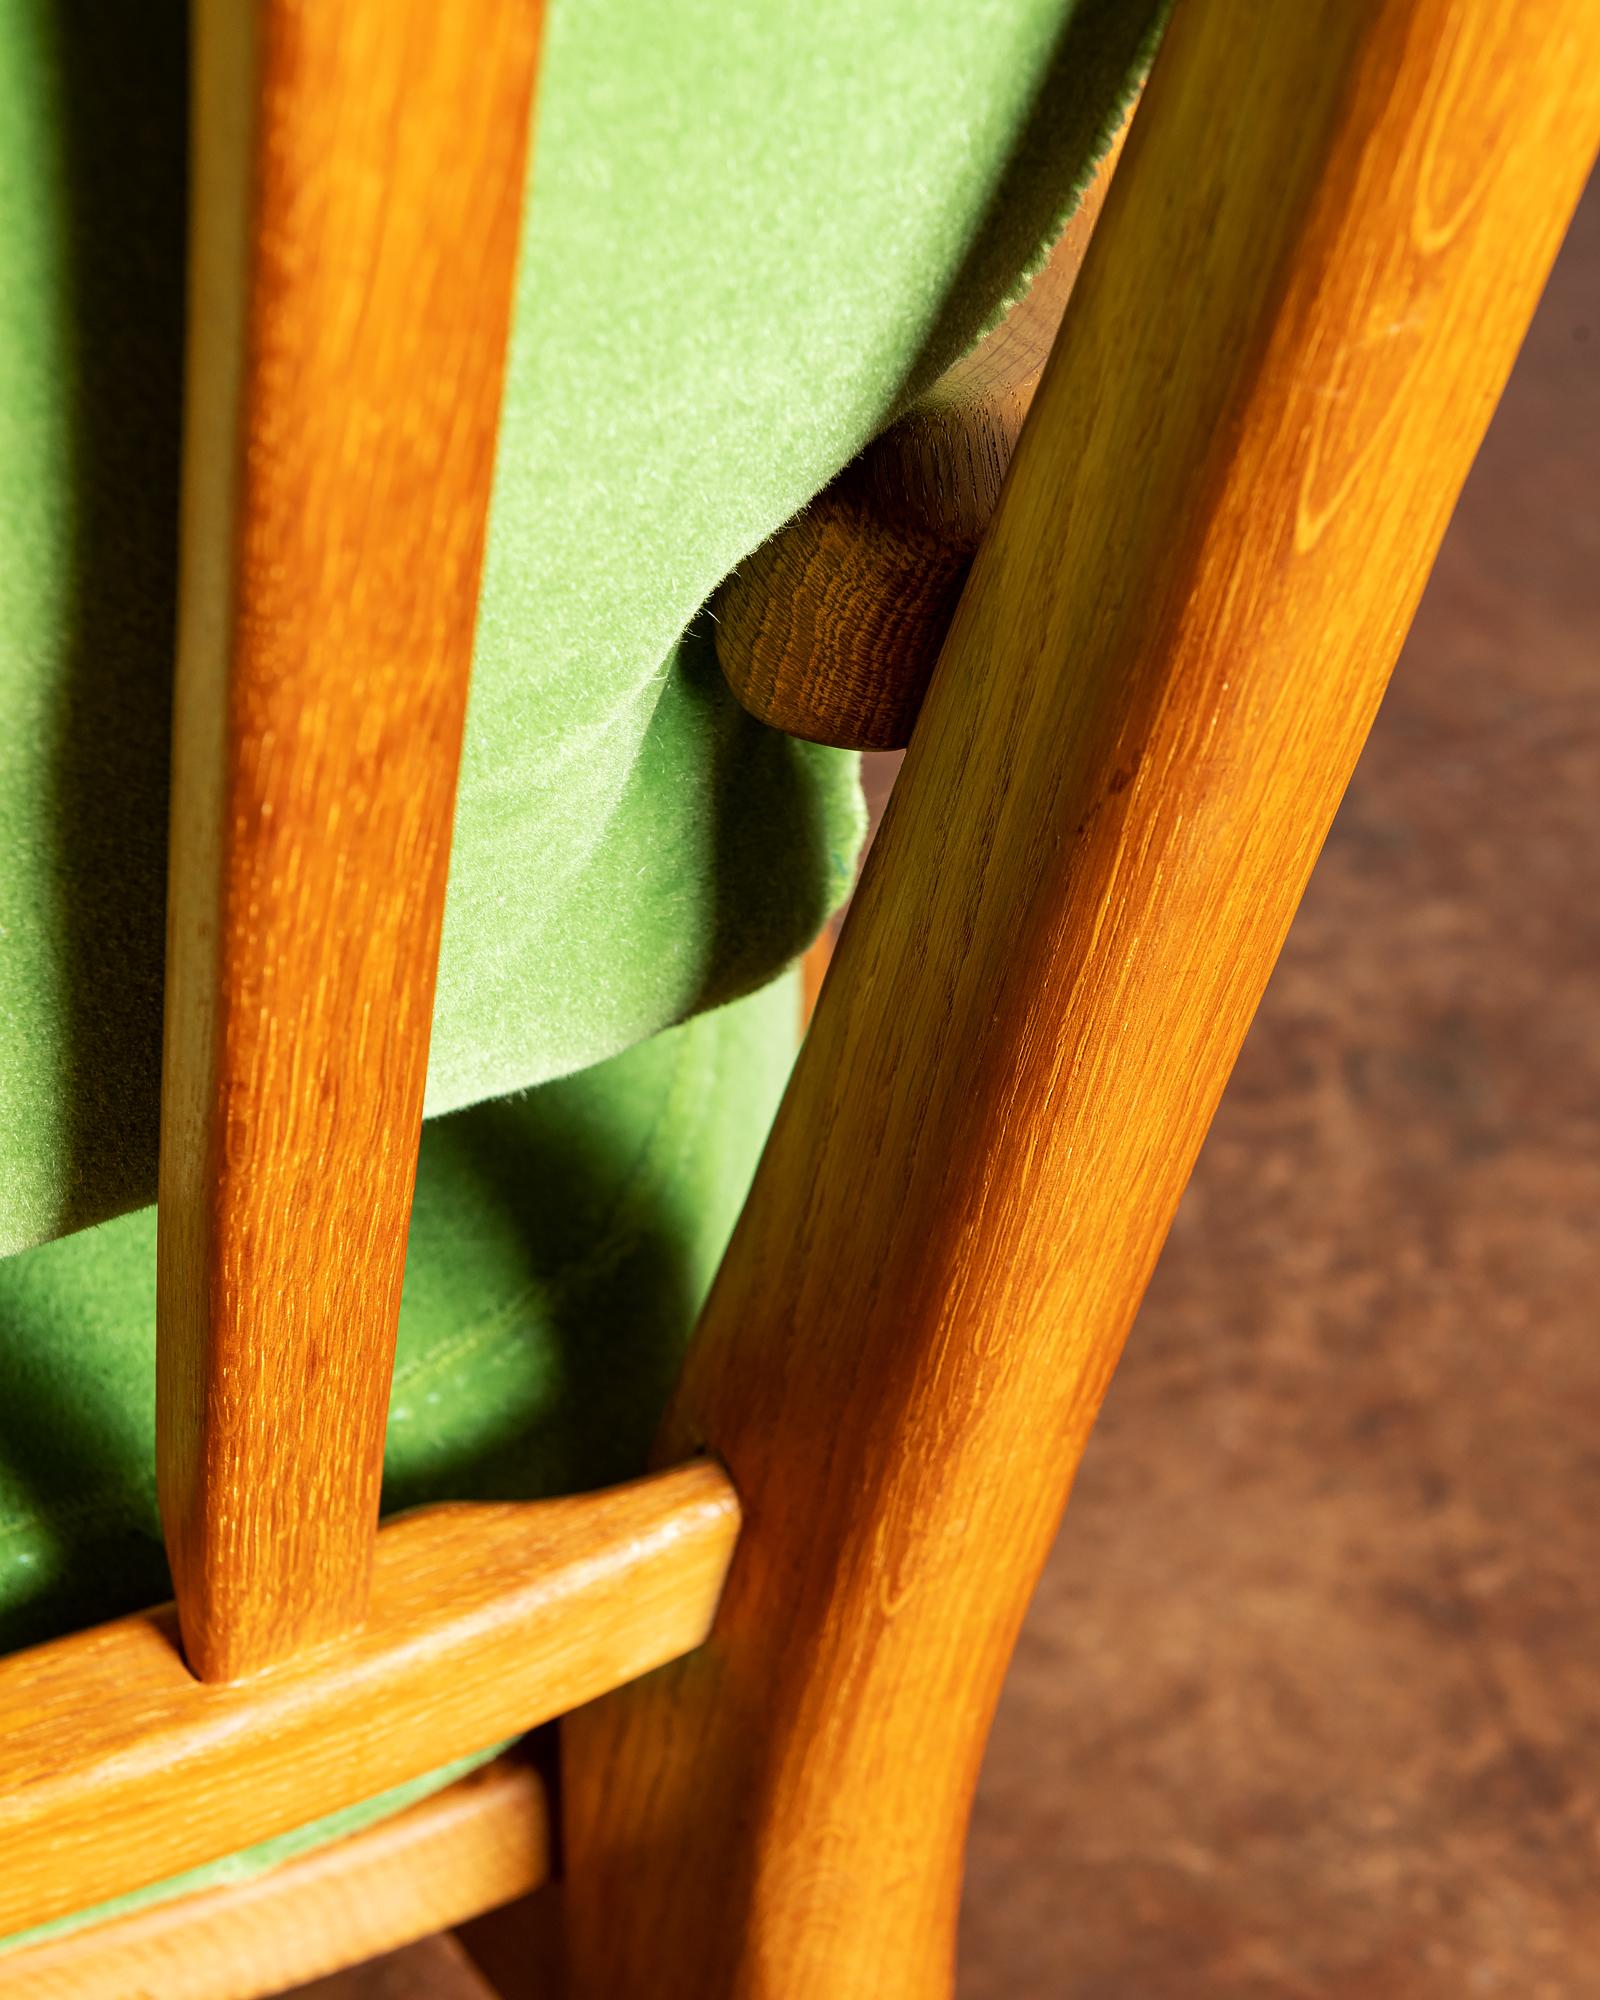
[291,178,1598,1999]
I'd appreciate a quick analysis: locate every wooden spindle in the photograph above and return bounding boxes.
[157,0,545,1682]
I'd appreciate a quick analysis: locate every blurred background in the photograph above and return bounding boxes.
[299,171,1597,2000]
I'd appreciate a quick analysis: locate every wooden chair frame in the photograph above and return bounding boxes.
[1,0,1595,1994]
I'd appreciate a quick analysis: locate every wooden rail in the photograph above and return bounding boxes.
[0,1462,735,1938]
[158,0,544,1679]
[0,1754,549,2000]
[563,1,1600,1993]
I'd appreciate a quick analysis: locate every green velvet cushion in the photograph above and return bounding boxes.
[0,978,796,1657]
[0,0,1160,1256]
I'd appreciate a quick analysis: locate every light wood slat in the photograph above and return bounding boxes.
[0,1461,734,1939]
[563,2,1600,1994]
[0,1754,548,2000]
[158,0,545,1679]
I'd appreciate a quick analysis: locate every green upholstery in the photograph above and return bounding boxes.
[0,978,798,1659]
[0,0,1162,1954]
[0,0,1159,1256]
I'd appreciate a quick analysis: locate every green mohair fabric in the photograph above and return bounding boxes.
[0,978,796,1657]
[0,975,796,1953]
[0,0,1162,1256]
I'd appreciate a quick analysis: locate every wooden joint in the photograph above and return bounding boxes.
[0,1461,737,1939]
[712,128,1126,751]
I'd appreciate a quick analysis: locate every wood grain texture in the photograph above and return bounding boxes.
[0,1461,735,1939]
[0,1753,547,2000]
[712,132,1124,750]
[157,0,544,1679]
[564,3,1600,1994]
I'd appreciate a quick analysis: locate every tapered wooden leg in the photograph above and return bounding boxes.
[562,2,1600,1993]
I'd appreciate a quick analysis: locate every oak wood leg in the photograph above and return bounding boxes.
[562,2,1600,1994]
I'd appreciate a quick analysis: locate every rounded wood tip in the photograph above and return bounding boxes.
[712,138,1125,752]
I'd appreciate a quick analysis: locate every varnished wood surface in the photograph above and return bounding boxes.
[564,3,1600,1994]
[0,1462,735,1938]
[157,0,544,1679]
[713,133,1123,751]
[0,1755,547,2000]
